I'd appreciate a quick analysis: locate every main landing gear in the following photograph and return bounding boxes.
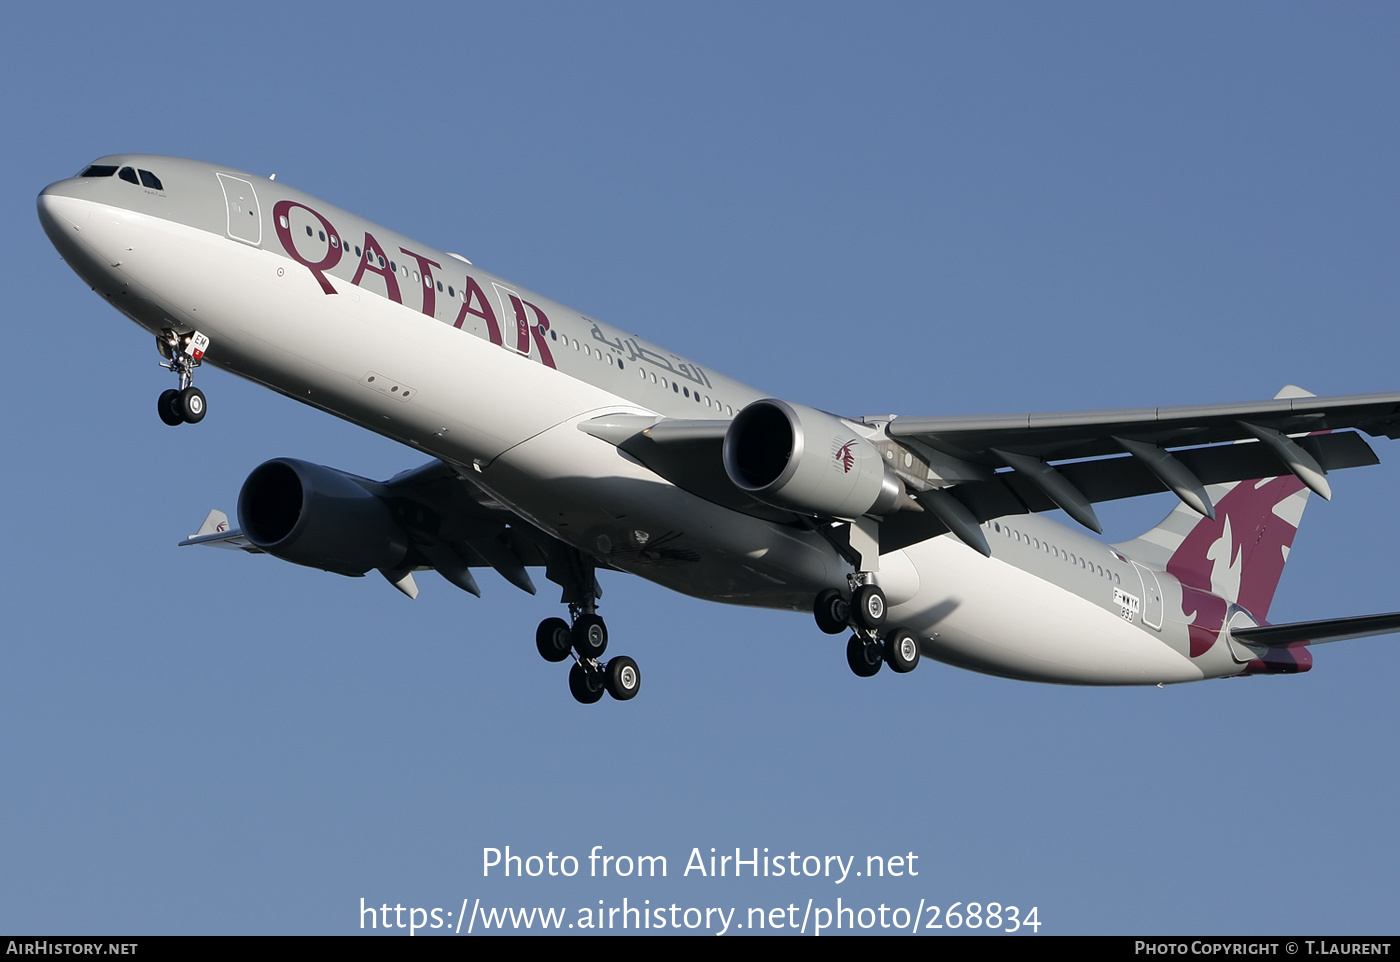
[537,548,641,704]
[815,580,922,679]
[536,611,641,704]
[156,329,209,426]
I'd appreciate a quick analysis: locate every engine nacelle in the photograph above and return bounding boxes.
[237,458,409,576]
[722,399,904,519]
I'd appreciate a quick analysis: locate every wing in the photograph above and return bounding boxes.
[878,386,1400,552]
[181,459,578,600]
[581,387,1400,556]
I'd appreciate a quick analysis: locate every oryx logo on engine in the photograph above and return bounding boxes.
[833,439,857,474]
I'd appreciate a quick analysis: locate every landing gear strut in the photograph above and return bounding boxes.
[156,329,209,425]
[537,546,641,703]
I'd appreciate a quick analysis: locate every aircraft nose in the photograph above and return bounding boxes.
[37,183,92,237]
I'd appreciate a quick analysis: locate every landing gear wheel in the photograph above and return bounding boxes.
[605,656,641,700]
[568,662,605,704]
[572,613,608,658]
[535,617,573,663]
[851,584,887,630]
[178,386,206,424]
[813,588,850,635]
[884,628,921,673]
[846,634,883,677]
[158,389,184,426]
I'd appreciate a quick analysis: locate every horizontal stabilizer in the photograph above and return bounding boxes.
[1232,611,1400,647]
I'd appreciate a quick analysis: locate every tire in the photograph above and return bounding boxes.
[572,613,608,658]
[605,656,641,701]
[813,588,850,635]
[846,635,883,678]
[178,386,206,423]
[568,662,605,704]
[158,389,184,426]
[535,617,573,663]
[884,628,921,673]
[851,584,887,630]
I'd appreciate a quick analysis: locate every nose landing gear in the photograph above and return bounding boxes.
[156,329,209,425]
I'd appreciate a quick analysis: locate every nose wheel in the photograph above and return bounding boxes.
[159,386,206,425]
[156,329,210,425]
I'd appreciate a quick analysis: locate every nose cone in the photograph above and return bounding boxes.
[38,180,115,286]
[37,182,93,245]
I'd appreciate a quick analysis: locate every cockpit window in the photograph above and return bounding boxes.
[118,166,139,185]
[138,169,163,190]
[80,165,118,178]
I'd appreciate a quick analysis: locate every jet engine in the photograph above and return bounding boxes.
[722,399,905,519]
[237,458,409,576]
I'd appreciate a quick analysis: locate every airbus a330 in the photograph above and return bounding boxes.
[38,155,1400,703]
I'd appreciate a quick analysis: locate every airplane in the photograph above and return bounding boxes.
[37,154,1400,704]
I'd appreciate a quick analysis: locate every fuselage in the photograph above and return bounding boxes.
[39,154,1285,685]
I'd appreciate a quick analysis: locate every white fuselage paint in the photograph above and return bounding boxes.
[40,166,1217,686]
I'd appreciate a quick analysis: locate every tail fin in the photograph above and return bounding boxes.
[1113,475,1311,621]
[1113,385,1323,622]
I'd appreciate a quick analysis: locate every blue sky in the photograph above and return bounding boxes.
[3,2,1398,935]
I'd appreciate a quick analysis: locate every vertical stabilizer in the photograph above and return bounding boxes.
[1113,386,1322,622]
[1113,476,1311,621]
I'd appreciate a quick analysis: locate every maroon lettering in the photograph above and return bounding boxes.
[273,200,342,295]
[351,232,402,303]
[452,276,502,345]
[508,294,532,354]
[399,247,442,318]
[509,295,557,370]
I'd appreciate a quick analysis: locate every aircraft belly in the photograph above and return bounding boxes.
[479,419,849,609]
[892,537,1205,685]
[71,201,622,462]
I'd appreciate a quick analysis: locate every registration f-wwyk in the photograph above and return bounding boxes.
[37,156,1400,703]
